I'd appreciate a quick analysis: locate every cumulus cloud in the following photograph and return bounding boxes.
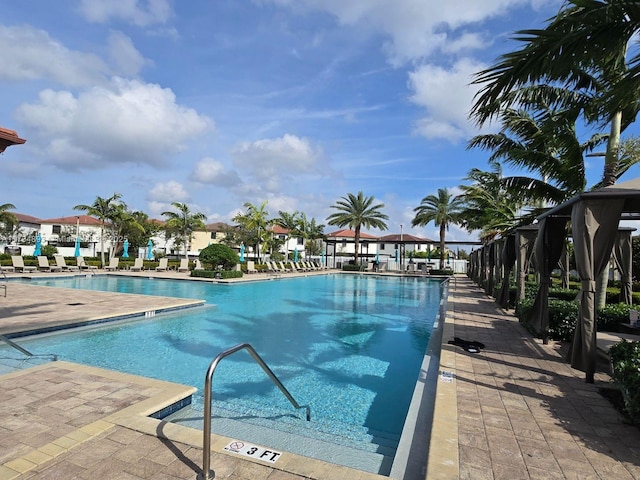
[15,78,212,170]
[263,0,533,65]
[408,58,486,142]
[231,134,325,191]
[190,158,243,187]
[0,25,109,87]
[147,180,190,203]
[107,31,149,77]
[78,0,172,27]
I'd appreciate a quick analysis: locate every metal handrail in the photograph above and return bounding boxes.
[199,343,310,480]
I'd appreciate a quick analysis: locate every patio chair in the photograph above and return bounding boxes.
[105,257,119,271]
[130,258,144,272]
[278,261,292,273]
[55,255,80,272]
[194,259,204,271]
[155,258,168,271]
[0,262,15,273]
[177,258,190,272]
[77,256,98,271]
[246,260,257,273]
[37,256,62,272]
[12,256,37,273]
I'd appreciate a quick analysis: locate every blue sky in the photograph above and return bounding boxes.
[2,0,631,243]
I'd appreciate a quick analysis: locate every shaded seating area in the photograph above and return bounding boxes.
[468,178,640,383]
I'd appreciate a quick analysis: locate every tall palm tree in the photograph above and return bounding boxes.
[327,192,388,265]
[274,211,301,259]
[298,213,325,257]
[470,0,640,187]
[412,188,463,269]
[0,203,17,229]
[162,202,207,259]
[74,193,122,267]
[232,201,271,262]
[109,203,145,257]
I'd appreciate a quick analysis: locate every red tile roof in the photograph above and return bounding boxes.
[0,126,26,153]
[40,215,103,226]
[14,213,42,224]
[325,229,378,239]
[378,233,434,242]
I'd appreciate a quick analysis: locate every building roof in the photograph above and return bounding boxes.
[205,222,233,231]
[270,225,290,234]
[40,215,103,226]
[325,229,378,240]
[378,233,434,243]
[0,126,26,153]
[14,213,42,225]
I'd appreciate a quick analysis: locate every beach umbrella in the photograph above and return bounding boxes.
[321,251,325,265]
[294,248,298,262]
[33,233,42,256]
[74,237,81,257]
[239,243,245,262]
[375,251,379,263]
[122,239,129,258]
[147,239,154,260]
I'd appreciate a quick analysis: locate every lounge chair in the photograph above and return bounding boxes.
[130,258,144,272]
[12,256,37,273]
[264,261,277,273]
[278,261,292,273]
[156,258,168,271]
[37,256,62,272]
[77,256,97,271]
[105,257,119,271]
[178,258,190,272]
[194,259,204,271]
[55,255,80,272]
[246,260,257,273]
[0,263,15,273]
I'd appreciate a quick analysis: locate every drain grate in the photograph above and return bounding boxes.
[67,302,85,306]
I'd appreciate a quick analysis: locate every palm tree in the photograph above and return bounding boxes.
[412,188,463,269]
[470,0,640,187]
[232,201,271,262]
[298,213,325,257]
[274,211,301,259]
[109,203,145,257]
[0,203,17,229]
[74,193,122,267]
[327,192,388,265]
[162,202,207,259]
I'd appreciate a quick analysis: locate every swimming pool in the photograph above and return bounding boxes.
[8,274,445,474]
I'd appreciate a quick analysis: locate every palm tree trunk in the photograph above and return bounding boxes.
[439,223,446,269]
[100,224,106,267]
[354,226,361,265]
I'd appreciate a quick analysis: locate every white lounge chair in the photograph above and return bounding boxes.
[130,258,144,272]
[278,261,292,273]
[37,256,62,272]
[246,260,257,273]
[194,259,204,271]
[178,258,189,272]
[105,257,119,271]
[156,258,168,271]
[55,255,80,272]
[12,256,37,273]
[77,256,97,271]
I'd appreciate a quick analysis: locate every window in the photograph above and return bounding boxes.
[297,237,303,245]
[380,244,386,250]
[52,225,61,234]
[210,232,217,239]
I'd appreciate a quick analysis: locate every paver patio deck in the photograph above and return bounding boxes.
[0,272,638,479]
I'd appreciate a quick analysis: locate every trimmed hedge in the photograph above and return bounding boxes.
[609,340,640,424]
[190,269,243,279]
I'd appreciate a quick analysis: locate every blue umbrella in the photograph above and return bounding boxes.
[74,237,81,257]
[239,243,245,262]
[375,251,379,263]
[294,248,298,262]
[147,239,154,260]
[33,233,42,256]
[122,239,129,258]
[321,251,325,265]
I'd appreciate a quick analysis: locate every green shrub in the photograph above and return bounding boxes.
[609,340,640,424]
[597,303,634,332]
[429,269,453,276]
[199,244,238,270]
[190,269,243,279]
[548,287,580,301]
[342,264,361,271]
[41,245,58,257]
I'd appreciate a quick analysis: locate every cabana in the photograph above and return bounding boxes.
[534,178,640,383]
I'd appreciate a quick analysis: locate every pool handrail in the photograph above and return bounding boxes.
[199,342,311,480]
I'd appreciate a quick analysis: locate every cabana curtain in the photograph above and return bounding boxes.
[611,229,633,305]
[497,235,516,309]
[569,198,625,383]
[515,228,538,302]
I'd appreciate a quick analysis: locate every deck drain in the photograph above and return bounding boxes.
[67,302,85,306]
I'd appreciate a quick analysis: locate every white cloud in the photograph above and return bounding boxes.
[78,0,172,27]
[231,134,325,191]
[0,25,109,87]
[190,158,243,187]
[408,58,486,142]
[147,180,190,203]
[107,31,149,77]
[263,0,536,65]
[15,78,212,170]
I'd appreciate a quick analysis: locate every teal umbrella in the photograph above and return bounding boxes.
[239,243,245,262]
[33,233,42,256]
[147,239,154,260]
[321,251,325,265]
[294,248,298,262]
[122,239,129,258]
[375,251,379,263]
[74,237,81,257]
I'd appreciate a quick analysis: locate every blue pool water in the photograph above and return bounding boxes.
[10,274,442,446]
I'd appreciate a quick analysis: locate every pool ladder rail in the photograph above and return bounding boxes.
[199,342,311,480]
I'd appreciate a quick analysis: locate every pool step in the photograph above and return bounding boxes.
[163,400,399,475]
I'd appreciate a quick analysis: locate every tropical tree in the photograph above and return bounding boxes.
[161,202,207,259]
[109,203,145,258]
[274,211,301,258]
[412,188,463,269]
[0,203,18,241]
[298,213,325,257]
[232,201,271,262]
[327,192,388,265]
[470,0,640,187]
[74,193,122,267]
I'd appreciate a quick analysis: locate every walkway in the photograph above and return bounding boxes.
[0,273,638,479]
